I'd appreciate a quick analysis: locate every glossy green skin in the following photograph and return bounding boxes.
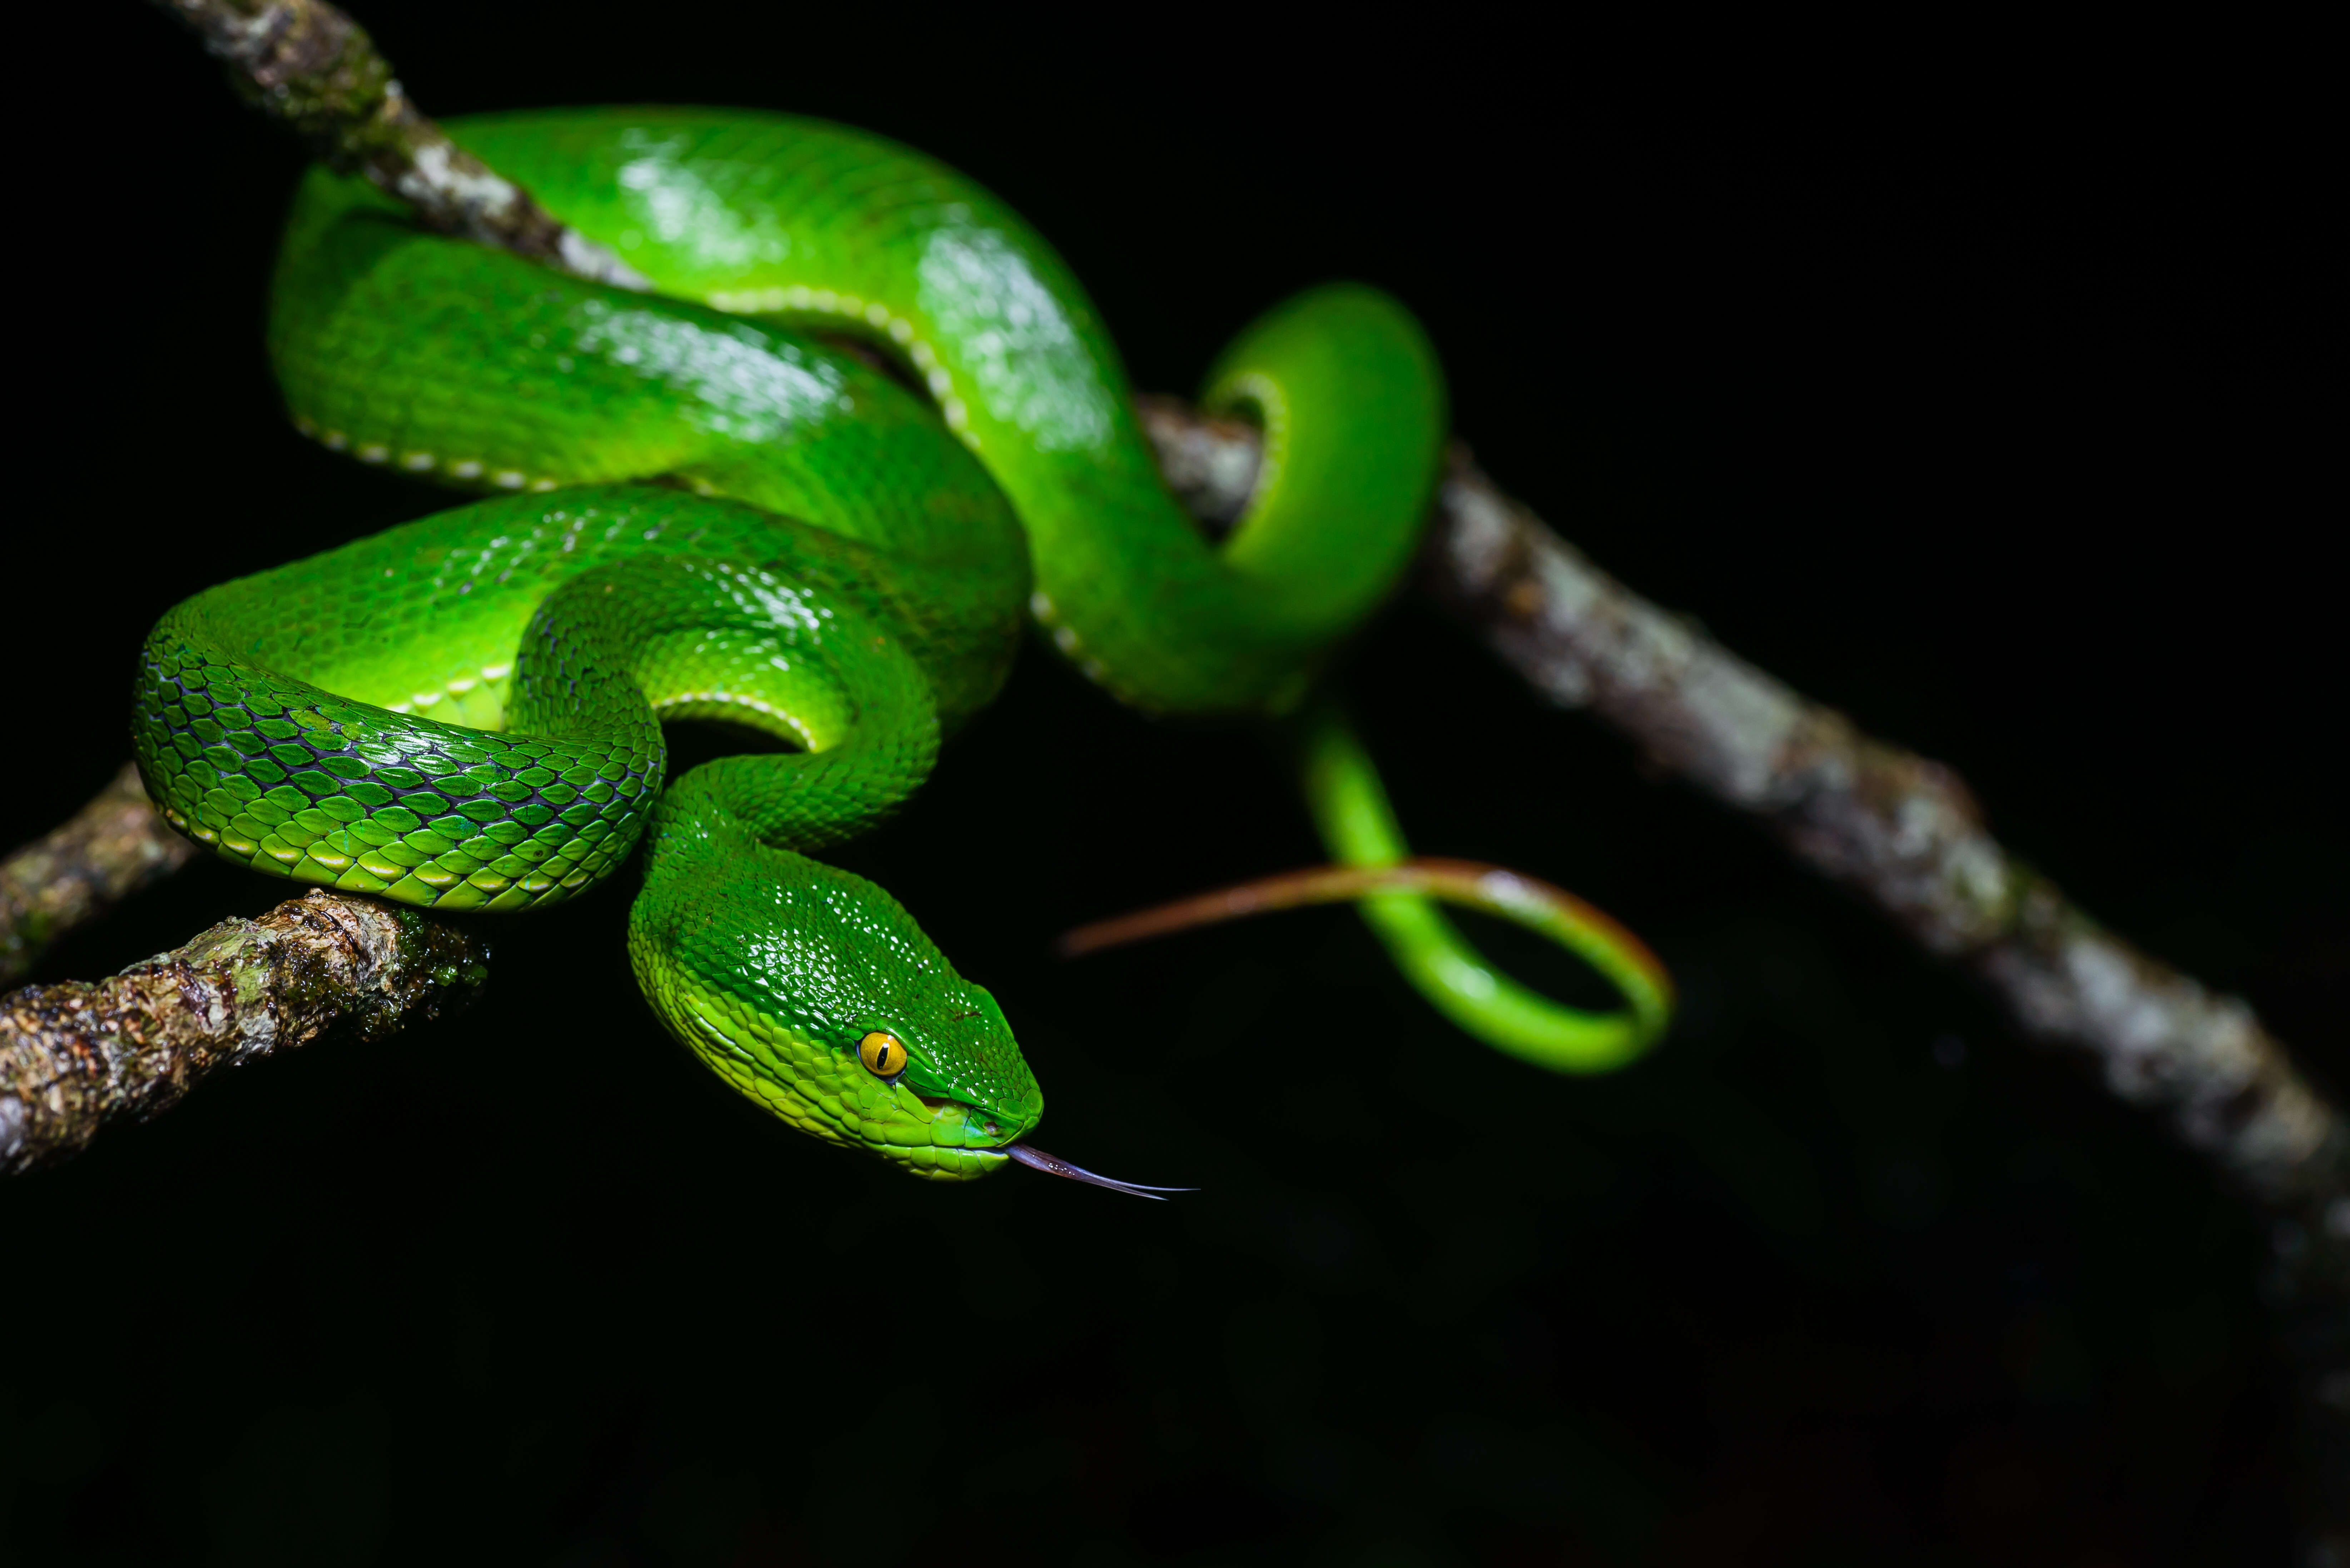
[136,108,1444,1177]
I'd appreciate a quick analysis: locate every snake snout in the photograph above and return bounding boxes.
[913,1094,1020,1149]
[913,1091,994,1130]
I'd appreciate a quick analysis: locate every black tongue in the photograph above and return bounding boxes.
[1005,1143,1195,1200]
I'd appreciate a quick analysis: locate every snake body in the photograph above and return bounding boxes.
[136,109,1661,1185]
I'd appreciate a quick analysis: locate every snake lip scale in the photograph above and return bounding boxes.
[136,107,1671,1190]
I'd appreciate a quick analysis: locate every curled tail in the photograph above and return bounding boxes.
[1062,701,1672,1072]
[1293,702,1671,1072]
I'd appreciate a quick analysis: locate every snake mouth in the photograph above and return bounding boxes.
[1001,1143,1194,1200]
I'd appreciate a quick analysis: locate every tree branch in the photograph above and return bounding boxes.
[1,888,489,1175]
[1424,450,2350,1239]
[0,762,198,987]
[152,0,647,290]
[1140,400,2349,1269]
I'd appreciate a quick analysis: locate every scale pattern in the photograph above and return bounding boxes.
[137,618,655,912]
[137,108,1460,1176]
[277,108,1447,715]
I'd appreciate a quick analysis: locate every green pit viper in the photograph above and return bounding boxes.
[134,109,1672,1193]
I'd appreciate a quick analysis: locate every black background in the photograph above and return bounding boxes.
[1,9,2336,1565]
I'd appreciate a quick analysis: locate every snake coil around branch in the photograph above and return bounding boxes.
[3,0,2336,1538]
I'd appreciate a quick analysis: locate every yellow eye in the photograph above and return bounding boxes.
[858,1030,909,1079]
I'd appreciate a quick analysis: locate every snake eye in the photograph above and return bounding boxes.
[858,1030,909,1079]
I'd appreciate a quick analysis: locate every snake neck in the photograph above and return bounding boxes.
[511,546,942,857]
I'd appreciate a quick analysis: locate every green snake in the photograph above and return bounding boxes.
[134,109,1671,1192]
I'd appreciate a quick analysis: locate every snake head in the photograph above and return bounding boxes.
[627,847,1043,1179]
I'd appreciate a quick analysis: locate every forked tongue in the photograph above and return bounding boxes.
[1006,1143,1194,1200]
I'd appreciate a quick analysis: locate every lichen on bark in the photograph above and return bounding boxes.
[0,762,198,987]
[1,888,489,1175]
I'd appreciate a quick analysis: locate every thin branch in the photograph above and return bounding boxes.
[0,762,198,987]
[1,888,489,1175]
[1423,454,2350,1530]
[1139,402,2350,1269]
[1429,452,2350,1235]
[153,0,648,290]
[1132,396,1263,538]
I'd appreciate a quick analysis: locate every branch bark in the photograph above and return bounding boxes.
[0,762,198,987]
[1,887,489,1175]
[1421,450,2350,1242]
[153,0,647,290]
[1139,401,2350,1266]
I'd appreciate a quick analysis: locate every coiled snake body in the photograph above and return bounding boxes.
[135,109,1667,1189]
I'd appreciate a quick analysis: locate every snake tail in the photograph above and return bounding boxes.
[1298,704,1672,1071]
[1062,707,1673,1074]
